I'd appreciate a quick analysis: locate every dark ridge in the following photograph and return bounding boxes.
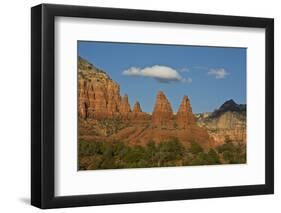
[210,99,246,118]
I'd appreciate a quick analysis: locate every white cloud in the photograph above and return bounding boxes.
[179,67,190,72]
[208,68,229,79]
[122,65,191,83]
[182,77,192,83]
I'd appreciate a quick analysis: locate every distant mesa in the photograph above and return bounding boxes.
[196,99,246,145]
[211,99,246,118]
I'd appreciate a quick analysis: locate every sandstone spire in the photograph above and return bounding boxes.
[120,94,131,114]
[176,95,196,128]
[152,91,174,128]
[133,101,142,113]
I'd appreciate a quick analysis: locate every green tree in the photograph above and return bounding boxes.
[189,141,203,155]
[206,149,220,164]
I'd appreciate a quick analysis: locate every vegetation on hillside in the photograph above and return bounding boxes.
[78,137,246,170]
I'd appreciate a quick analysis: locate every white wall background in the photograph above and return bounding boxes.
[0,0,279,212]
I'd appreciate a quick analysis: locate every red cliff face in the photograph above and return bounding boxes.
[176,96,196,128]
[78,57,121,119]
[151,91,174,128]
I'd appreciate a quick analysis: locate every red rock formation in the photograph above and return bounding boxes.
[176,96,196,128]
[78,79,89,119]
[78,58,121,119]
[107,84,122,116]
[133,101,142,113]
[78,58,215,150]
[151,91,174,128]
[119,94,131,114]
[130,101,151,121]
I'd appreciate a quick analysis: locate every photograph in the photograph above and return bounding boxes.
[78,41,247,170]
[29,2,274,209]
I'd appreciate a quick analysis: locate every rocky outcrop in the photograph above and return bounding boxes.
[196,100,246,145]
[176,96,196,128]
[151,91,174,128]
[133,101,142,113]
[78,57,121,119]
[130,101,151,121]
[120,94,131,114]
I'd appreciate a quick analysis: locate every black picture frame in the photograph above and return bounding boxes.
[31,3,274,209]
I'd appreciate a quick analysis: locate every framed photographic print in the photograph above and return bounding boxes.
[31,3,274,209]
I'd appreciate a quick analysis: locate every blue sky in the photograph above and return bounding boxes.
[78,41,246,113]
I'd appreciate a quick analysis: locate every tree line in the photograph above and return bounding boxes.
[79,138,246,170]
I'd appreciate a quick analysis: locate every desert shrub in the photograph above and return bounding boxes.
[145,140,157,166]
[217,142,236,154]
[99,157,117,169]
[206,149,220,164]
[189,141,203,154]
[217,142,246,164]
[124,145,146,165]
[79,141,103,157]
[147,139,184,167]
[112,141,128,157]
[185,144,221,166]
[159,139,184,160]
[188,152,208,165]
[86,156,103,170]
